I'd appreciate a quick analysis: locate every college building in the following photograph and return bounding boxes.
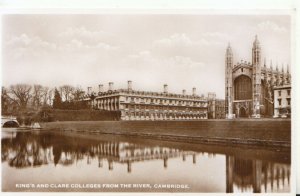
[84,81,209,121]
[273,84,291,118]
[225,35,291,118]
[207,92,226,119]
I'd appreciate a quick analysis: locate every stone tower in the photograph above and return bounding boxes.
[225,43,234,119]
[252,35,262,118]
[225,35,291,119]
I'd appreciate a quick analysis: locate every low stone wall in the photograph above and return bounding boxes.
[38,109,121,121]
[40,119,291,147]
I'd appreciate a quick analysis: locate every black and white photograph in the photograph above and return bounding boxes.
[1,1,299,195]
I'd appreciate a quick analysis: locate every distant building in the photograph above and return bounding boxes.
[215,99,226,119]
[273,85,291,118]
[84,81,208,121]
[225,35,291,118]
[207,92,225,119]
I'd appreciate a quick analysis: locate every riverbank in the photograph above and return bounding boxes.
[40,119,291,148]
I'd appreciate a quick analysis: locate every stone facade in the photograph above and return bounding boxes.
[84,81,208,121]
[273,85,291,118]
[215,99,226,119]
[207,92,225,119]
[225,35,291,118]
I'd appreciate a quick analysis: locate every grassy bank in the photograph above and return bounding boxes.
[40,119,291,147]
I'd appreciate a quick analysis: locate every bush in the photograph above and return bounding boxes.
[16,114,34,125]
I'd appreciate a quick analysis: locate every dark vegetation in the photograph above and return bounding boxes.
[2,84,117,124]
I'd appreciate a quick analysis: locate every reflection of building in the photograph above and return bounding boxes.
[1,132,198,172]
[93,142,197,172]
[225,35,291,118]
[226,156,290,193]
[273,85,291,118]
[2,132,291,193]
[84,81,208,120]
[207,92,225,119]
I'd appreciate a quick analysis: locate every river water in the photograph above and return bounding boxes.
[1,128,290,193]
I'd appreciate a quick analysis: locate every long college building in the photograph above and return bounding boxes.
[225,35,291,118]
[84,81,208,120]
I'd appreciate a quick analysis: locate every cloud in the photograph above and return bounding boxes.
[4,34,58,60]
[57,26,119,48]
[154,33,228,49]
[58,26,112,41]
[257,21,288,33]
[125,50,205,75]
[152,33,226,62]
[58,27,119,51]
[201,32,232,42]
[4,31,119,62]
[6,33,31,46]
[62,39,119,51]
[118,50,217,95]
[6,34,57,50]
[154,33,193,47]
[5,26,120,54]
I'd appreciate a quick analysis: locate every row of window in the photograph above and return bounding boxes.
[124,112,207,118]
[277,98,291,106]
[97,103,118,110]
[123,104,207,111]
[277,90,291,97]
[125,96,205,106]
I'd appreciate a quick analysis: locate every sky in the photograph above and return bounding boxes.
[2,14,291,98]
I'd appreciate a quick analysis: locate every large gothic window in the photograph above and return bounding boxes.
[234,75,252,100]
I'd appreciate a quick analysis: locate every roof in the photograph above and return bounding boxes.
[84,88,207,101]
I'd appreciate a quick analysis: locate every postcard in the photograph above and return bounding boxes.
[0,3,297,196]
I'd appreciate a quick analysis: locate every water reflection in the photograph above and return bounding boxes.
[226,156,290,193]
[1,130,290,193]
[2,132,199,171]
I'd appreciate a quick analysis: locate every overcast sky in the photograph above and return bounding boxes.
[2,14,291,98]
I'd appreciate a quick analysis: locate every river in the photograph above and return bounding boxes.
[1,128,290,193]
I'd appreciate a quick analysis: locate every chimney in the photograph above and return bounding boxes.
[128,80,132,91]
[208,92,216,100]
[182,89,186,95]
[192,87,196,96]
[163,84,168,93]
[87,87,92,95]
[98,84,104,93]
[108,82,114,91]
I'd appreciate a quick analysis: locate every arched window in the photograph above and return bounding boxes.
[234,75,252,100]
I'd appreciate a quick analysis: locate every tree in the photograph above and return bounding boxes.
[32,84,44,108]
[8,84,32,110]
[41,87,49,106]
[52,88,62,109]
[72,86,85,101]
[39,87,54,106]
[46,88,54,106]
[1,86,13,115]
[59,85,74,102]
